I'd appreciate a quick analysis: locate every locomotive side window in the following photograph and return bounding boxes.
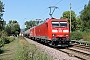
[52,22,59,27]
[60,22,67,27]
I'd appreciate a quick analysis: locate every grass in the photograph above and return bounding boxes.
[14,36,51,60]
[0,36,51,60]
[0,38,18,60]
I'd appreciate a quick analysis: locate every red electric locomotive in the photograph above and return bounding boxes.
[34,18,70,47]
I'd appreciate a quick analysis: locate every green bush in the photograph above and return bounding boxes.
[70,31,90,42]
[8,36,15,42]
[0,36,15,47]
[70,32,83,40]
[0,31,2,38]
[82,31,90,42]
[0,39,3,47]
[0,30,7,38]
[0,37,10,47]
[1,36,10,44]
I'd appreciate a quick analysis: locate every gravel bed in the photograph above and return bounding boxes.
[25,38,80,60]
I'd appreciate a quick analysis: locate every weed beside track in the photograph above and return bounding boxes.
[0,36,50,60]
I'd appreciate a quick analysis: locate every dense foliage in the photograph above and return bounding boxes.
[70,32,83,40]
[75,16,83,31]
[25,20,43,31]
[0,36,15,47]
[80,0,90,31]
[70,31,90,42]
[5,20,20,36]
[0,0,5,31]
[82,31,90,42]
[0,30,7,37]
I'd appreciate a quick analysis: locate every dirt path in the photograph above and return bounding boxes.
[0,39,18,60]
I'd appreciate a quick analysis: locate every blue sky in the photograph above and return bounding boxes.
[2,0,89,29]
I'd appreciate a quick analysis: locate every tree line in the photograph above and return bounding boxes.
[0,0,20,37]
[25,20,43,31]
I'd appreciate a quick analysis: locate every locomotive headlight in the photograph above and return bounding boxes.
[63,30,69,32]
[52,30,58,32]
[65,34,68,36]
[52,34,56,36]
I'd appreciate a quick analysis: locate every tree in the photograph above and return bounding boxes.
[25,20,36,30]
[5,20,20,36]
[80,0,90,31]
[0,20,6,31]
[76,16,83,31]
[0,0,4,18]
[5,25,11,36]
[61,10,77,31]
[0,0,5,31]
[25,20,43,31]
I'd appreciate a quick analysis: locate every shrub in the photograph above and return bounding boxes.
[0,36,10,47]
[70,32,83,40]
[0,32,1,37]
[0,39,3,47]
[8,36,15,42]
[1,36,10,44]
[82,31,90,42]
[0,30,7,37]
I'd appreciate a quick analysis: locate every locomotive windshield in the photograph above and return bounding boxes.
[60,22,67,27]
[52,22,59,27]
[52,22,67,27]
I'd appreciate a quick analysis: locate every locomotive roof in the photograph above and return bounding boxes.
[37,18,68,26]
[50,18,68,21]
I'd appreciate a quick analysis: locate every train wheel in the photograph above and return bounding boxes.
[48,41,56,47]
[45,40,48,46]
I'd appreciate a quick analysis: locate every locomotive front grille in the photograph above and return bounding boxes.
[52,37,70,43]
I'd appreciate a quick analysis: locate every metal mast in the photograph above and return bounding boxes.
[70,3,72,33]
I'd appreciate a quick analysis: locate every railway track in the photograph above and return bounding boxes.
[36,39,90,60]
[49,42,90,60]
[58,47,90,60]
[27,38,90,60]
[45,42,90,60]
[70,43,90,52]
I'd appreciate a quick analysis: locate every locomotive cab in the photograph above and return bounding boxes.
[49,19,70,46]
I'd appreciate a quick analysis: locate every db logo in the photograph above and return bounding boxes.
[59,30,62,32]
